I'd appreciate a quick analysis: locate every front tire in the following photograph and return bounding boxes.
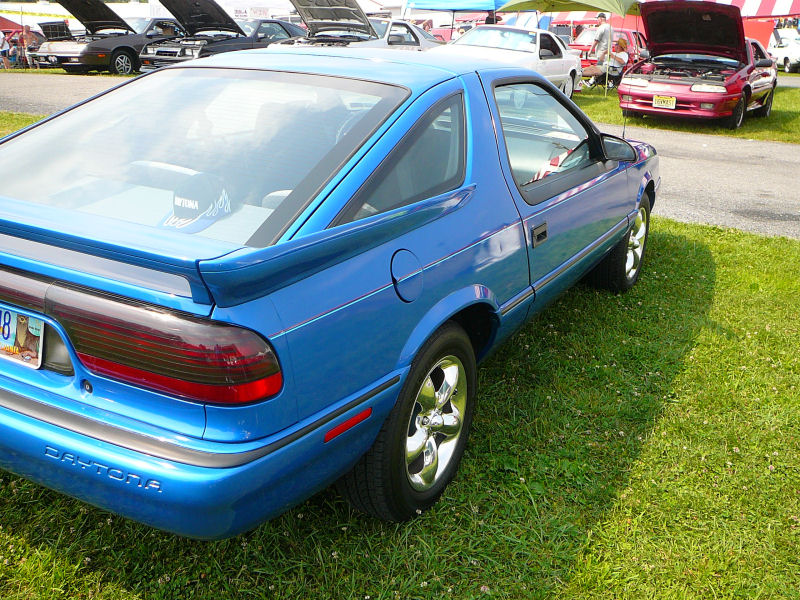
[587,192,650,293]
[110,50,136,75]
[336,322,476,521]
[726,93,745,129]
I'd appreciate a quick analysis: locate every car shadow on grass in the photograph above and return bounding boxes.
[0,223,716,599]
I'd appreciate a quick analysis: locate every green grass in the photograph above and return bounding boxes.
[574,85,800,143]
[0,112,44,138]
[1,219,799,599]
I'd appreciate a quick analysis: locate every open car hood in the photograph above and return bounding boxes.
[55,0,134,34]
[288,0,376,38]
[39,21,74,41]
[640,1,747,64]
[158,0,244,36]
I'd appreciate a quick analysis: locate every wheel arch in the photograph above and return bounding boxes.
[397,287,500,370]
[643,179,656,210]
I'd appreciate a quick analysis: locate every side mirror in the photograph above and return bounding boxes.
[639,48,650,59]
[539,48,555,59]
[755,58,774,68]
[388,34,405,45]
[602,133,637,162]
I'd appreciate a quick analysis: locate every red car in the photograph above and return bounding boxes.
[569,26,648,69]
[617,1,776,129]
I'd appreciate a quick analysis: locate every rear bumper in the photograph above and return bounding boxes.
[0,375,401,539]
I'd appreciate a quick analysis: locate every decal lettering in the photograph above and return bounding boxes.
[42,446,163,493]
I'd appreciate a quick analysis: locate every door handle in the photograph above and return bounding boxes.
[531,222,548,247]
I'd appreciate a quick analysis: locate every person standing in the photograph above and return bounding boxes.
[590,13,613,64]
[19,25,39,69]
[485,10,503,24]
[0,33,10,69]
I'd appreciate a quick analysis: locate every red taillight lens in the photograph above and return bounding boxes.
[45,285,282,405]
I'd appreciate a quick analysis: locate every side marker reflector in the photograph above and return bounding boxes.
[324,408,373,443]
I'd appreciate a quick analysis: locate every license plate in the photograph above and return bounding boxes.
[653,95,677,109]
[0,308,44,369]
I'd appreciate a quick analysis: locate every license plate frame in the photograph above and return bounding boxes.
[653,95,677,109]
[0,307,45,369]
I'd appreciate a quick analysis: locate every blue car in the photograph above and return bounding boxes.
[0,46,659,539]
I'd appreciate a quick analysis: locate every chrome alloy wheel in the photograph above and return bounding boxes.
[626,205,648,280]
[405,355,468,492]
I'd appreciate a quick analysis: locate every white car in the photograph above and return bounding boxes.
[431,26,582,98]
[768,30,800,72]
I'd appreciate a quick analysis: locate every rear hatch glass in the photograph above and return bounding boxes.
[0,67,407,250]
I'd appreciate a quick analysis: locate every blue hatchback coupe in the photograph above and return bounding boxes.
[0,46,659,539]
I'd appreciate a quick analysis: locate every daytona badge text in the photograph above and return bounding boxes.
[44,446,163,493]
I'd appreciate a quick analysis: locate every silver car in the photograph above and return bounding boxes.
[281,0,441,49]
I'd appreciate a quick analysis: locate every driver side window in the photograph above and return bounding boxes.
[494,83,596,204]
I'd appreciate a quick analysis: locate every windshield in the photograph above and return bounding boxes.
[654,53,741,67]
[0,68,408,248]
[574,28,596,44]
[127,17,149,34]
[237,19,257,35]
[370,19,388,37]
[454,27,536,51]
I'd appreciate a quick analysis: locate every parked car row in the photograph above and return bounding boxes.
[26,0,441,75]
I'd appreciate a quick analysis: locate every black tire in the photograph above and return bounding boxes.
[561,72,575,99]
[586,192,651,293]
[726,93,745,129]
[336,321,476,521]
[109,49,136,75]
[754,89,774,118]
[784,58,793,73]
[621,108,642,118]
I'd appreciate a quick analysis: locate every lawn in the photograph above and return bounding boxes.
[573,85,800,144]
[0,112,45,138]
[0,218,798,599]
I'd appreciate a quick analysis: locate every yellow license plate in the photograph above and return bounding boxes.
[653,95,677,109]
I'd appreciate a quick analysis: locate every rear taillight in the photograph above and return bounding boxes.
[44,285,282,405]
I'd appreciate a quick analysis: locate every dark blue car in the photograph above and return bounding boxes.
[0,46,659,539]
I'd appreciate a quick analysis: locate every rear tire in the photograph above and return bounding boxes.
[336,322,476,521]
[561,73,575,99]
[586,192,650,293]
[754,89,774,118]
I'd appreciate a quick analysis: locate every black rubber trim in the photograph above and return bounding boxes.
[499,287,534,316]
[0,376,400,469]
